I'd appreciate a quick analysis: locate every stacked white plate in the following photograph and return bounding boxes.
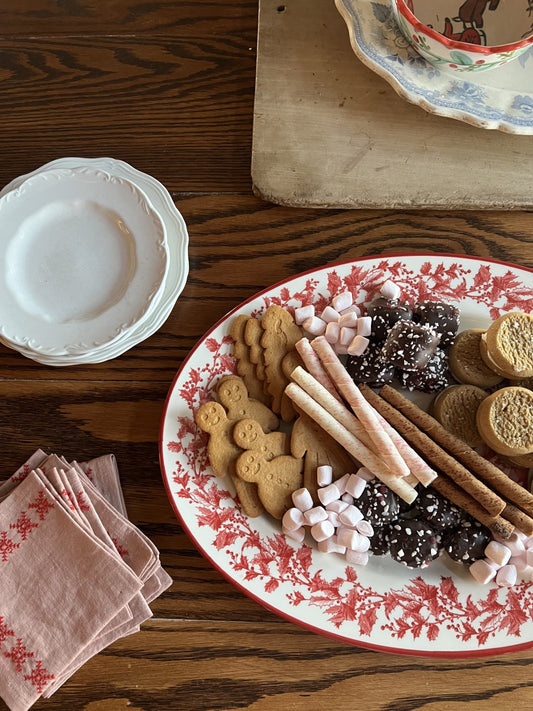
[0,157,189,365]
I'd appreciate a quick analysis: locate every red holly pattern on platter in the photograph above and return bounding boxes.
[161,255,533,656]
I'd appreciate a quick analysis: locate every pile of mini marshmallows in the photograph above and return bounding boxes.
[470,533,533,587]
[282,465,375,566]
[293,279,402,357]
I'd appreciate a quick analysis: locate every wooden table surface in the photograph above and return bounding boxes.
[1,1,533,709]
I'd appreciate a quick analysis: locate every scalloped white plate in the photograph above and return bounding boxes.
[335,0,533,134]
[160,253,533,657]
[0,167,168,356]
[0,158,189,365]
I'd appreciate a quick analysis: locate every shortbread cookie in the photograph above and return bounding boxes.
[432,384,487,448]
[449,329,503,387]
[216,375,279,432]
[476,386,533,457]
[235,450,303,519]
[230,314,270,405]
[481,312,533,379]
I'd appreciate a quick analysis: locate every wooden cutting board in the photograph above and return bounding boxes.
[251,0,533,209]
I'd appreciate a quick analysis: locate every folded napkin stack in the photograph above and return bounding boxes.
[0,450,172,711]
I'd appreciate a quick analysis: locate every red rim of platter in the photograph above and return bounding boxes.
[159,252,533,658]
[397,0,533,56]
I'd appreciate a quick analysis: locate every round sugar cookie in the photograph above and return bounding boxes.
[449,329,503,388]
[432,384,487,448]
[476,386,533,457]
[481,312,533,379]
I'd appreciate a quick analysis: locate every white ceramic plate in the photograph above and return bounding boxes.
[160,253,533,657]
[0,158,189,365]
[335,0,533,134]
[0,167,168,356]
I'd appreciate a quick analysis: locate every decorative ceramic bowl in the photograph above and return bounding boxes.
[392,0,533,71]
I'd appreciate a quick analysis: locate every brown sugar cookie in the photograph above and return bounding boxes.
[290,411,355,503]
[432,384,488,448]
[216,375,279,432]
[481,312,533,379]
[232,418,291,460]
[476,386,533,457]
[449,329,503,387]
[260,304,303,421]
[235,450,303,519]
[230,314,270,405]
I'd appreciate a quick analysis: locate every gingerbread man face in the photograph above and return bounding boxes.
[233,419,290,461]
[217,376,248,415]
[195,401,227,434]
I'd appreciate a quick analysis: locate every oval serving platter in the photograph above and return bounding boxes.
[160,253,533,657]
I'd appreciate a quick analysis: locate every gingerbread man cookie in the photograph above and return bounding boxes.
[291,411,355,503]
[216,375,279,432]
[232,418,290,460]
[260,304,303,421]
[235,450,303,519]
[195,400,263,517]
[230,314,269,405]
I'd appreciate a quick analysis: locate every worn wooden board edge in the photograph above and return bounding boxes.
[251,0,533,210]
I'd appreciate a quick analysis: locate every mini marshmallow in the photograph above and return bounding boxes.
[320,305,340,323]
[356,467,375,482]
[318,536,346,555]
[339,504,364,527]
[335,473,351,494]
[325,321,341,344]
[496,564,518,587]
[380,279,401,300]
[510,552,529,573]
[341,493,354,505]
[317,465,333,487]
[331,291,353,312]
[337,528,369,552]
[339,326,356,346]
[327,511,340,528]
[345,473,367,499]
[338,311,358,329]
[282,507,305,531]
[526,548,533,567]
[346,549,369,566]
[505,535,526,557]
[485,540,512,567]
[292,487,314,512]
[356,316,372,338]
[469,558,497,585]
[303,506,328,526]
[334,344,349,355]
[294,305,315,325]
[325,499,349,514]
[347,335,369,356]
[340,304,361,318]
[317,483,342,507]
[356,520,374,537]
[282,526,305,543]
[311,520,335,542]
[303,316,326,336]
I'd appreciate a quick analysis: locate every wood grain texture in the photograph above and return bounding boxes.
[1,1,533,710]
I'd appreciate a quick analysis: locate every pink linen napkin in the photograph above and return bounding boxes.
[0,471,143,711]
[0,451,172,709]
